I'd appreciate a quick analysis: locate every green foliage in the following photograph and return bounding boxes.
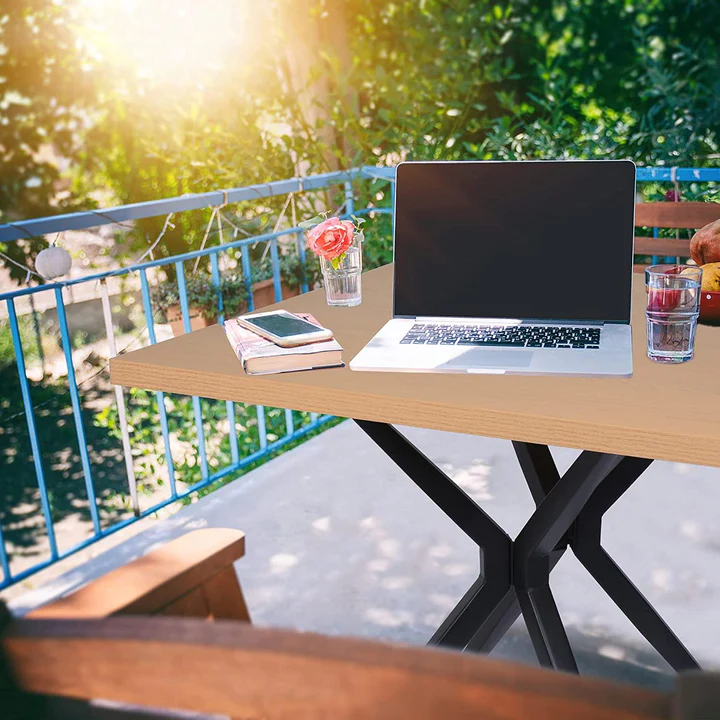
[93,387,337,492]
[0,367,133,550]
[1,0,719,279]
[149,250,325,322]
[151,272,248,320]
[251,251,324,290]
[0,317,39,370]
[0,0,96,281]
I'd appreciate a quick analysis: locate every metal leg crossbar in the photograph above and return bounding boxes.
[355,421,700,674]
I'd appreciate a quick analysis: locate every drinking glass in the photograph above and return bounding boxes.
[320,235,362,307]
[645,264,702,363]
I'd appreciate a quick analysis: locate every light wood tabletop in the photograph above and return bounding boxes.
[110,264,720,467]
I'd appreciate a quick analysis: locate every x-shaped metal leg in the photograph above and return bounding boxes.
[355,420,514,650]
[354,421,700,674]
[572,456,700,672]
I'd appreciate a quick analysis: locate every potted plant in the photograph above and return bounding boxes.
[250,252,322,308]
[153,273,248,336]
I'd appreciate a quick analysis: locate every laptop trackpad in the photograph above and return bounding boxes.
[445,349,534,369]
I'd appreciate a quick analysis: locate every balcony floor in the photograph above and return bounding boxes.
[10,421,720,690]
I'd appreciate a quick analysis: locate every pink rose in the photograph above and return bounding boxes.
[306,217,355,260]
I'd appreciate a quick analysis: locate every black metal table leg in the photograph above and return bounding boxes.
[513,452,624,672]
[354,420,699,674]
[355,421,513,650]
[572,457,700,672]
[466,444,568,656]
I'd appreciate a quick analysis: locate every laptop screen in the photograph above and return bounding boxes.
[393,161,636,323]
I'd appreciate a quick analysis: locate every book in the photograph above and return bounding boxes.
[224,313,344,375]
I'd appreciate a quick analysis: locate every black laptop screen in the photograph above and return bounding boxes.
[393,161,635,322]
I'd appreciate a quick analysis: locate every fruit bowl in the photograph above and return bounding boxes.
[699,291,720,326]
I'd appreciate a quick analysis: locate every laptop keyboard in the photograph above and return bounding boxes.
[400,324,601,348]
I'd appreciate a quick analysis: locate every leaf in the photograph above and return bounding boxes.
[351,214,366,226]
[298,214,324,230]
[330,253,347,270]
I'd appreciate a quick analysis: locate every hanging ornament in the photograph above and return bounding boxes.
[35,245,72,279]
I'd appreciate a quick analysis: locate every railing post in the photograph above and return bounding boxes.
[28,293,45,379]
[210,253,239,466]
[139,269,178,498]
[241,245,254,311]
[6,298,57,572]
[296,230,309,294]
[345,180,355,216]
[285,409,294,438]
[257,405,267,450]
[54,287,101,536]
[99,280,139,516]
[270,238,282,303]
[175,261,209,481]
[210,252,225,323]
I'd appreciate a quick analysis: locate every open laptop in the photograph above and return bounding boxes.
[350,160,635,377]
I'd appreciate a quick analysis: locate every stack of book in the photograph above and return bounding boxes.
[224,313,343,375]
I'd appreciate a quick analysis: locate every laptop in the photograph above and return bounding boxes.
[350,160,635,377]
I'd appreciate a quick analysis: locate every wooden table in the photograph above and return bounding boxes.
[111,264,720,674]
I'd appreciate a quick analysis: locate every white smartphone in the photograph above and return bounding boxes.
[235,310,334,347]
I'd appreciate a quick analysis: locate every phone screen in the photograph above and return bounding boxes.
[245,313,322,338]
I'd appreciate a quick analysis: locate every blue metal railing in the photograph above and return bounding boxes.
[0,168,397,591]
[0,164,718,591]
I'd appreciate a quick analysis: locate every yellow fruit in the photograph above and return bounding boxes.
[700,262,720,292]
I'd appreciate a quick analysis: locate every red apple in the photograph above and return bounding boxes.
[647,287,681,312]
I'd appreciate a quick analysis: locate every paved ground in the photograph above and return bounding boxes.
[11,421,720,691]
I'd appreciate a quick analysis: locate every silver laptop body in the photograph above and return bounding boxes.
[350,160,635,377]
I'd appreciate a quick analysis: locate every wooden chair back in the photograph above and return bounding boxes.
[5,529,719,719]
[1,610,672,720]
[633,202,720,271]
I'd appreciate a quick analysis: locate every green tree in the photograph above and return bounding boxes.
[2,0,719,280]
[0,0,96,280]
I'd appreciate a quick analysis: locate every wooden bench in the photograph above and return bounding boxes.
[633,202,720,272]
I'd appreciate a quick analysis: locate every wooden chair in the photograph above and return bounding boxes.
[1,608,682,720]
[27,528,251,622]
[2,528,718,719]
[633,202,720,272]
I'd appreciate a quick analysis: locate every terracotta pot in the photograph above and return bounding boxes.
[251,279,300,309]
[166,304,215,337]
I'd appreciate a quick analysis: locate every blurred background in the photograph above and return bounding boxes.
[0,0,719,612]
[2,0,719,274]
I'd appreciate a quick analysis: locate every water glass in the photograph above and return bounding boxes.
[320,235,362,307]
[645,264,702,363]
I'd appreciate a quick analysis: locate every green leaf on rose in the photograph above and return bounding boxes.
[298,214,325,230]
[351,214,366,226]
[330,252,347,270]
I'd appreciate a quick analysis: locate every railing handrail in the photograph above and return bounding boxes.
[0,168,364,243]
[4,165,716,244]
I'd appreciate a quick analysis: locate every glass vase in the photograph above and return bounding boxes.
[320,236,362,307]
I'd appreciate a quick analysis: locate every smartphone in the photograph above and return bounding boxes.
[235,310,334,347]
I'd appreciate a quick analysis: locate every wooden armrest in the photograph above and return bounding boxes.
[29,529,247,620]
